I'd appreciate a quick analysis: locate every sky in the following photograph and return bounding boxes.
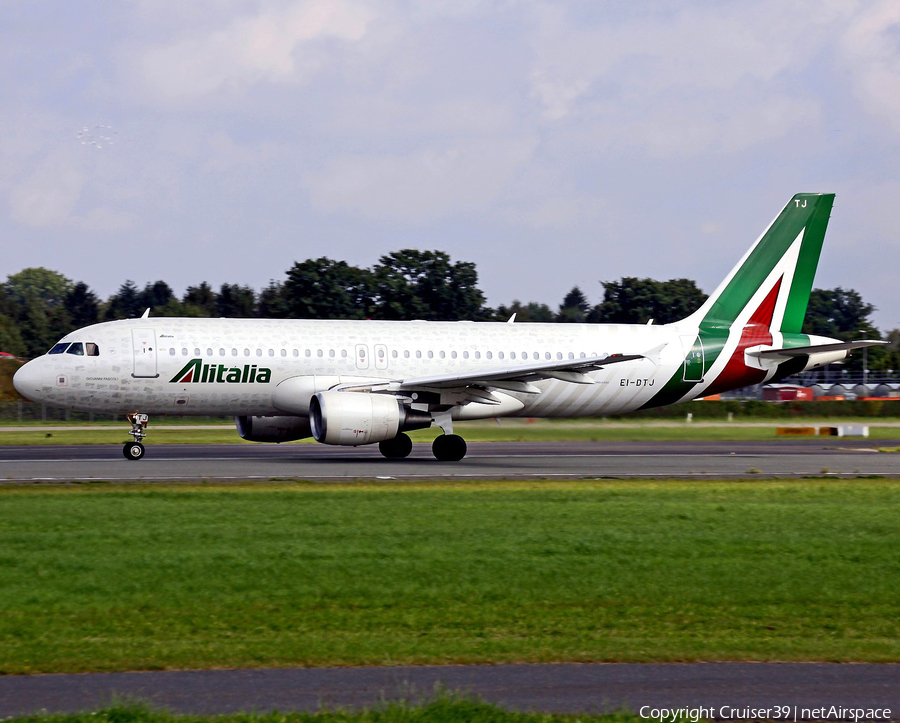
[1,0,899,329]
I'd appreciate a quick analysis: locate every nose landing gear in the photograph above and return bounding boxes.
[123,413,149,461]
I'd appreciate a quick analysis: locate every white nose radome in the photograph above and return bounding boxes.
[13,359,44,401]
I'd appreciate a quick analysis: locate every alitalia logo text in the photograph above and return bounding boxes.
[169,359,272,384]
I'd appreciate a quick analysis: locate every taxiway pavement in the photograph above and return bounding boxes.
[2,663,898,717]
[0,439,897,482]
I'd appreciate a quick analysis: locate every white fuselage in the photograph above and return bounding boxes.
[19,317,695,419]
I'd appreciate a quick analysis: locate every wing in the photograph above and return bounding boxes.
[336,352,646,404]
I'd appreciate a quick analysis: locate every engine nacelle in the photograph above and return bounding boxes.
[309,391,431,446]
[235,415,311,443]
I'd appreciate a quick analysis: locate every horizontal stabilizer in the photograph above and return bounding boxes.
[747,340,887,359]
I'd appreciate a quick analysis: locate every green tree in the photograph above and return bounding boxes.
[4,268,74,356]
[588,277,707,324]
[283,258,373,319]
[182,282,217,317]
[494,300,555,322]
[139,281,178,312]
[0,313,25,357]
[105,280,143,320]
[372,250,487,321]
[216,283,256,318]
[804,287,884,371]
[257,281,289,318]
[803,288,879,340]
[557,286,590,323]
[65,282,100,329]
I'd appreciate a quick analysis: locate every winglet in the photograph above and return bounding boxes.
[140,308,150,319]
[507,313,516,323]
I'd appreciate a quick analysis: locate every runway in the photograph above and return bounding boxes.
[1,663,898,717]
[0,439,898,482]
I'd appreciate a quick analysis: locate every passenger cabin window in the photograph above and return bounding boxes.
[281,349,287,357]
[49,343,69,354]
[170,348,177,356]
[66,342,85,356]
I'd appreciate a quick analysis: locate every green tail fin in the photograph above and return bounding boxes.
[687,193,834,334]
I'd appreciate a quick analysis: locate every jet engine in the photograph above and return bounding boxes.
[235,415,312,443]
[309,391,431,445]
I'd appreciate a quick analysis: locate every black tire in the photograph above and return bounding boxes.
[379,433,413,459]
[432,434,467,461]
[123,442,145,461]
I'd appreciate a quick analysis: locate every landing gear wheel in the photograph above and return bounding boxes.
[379,433,413,459]
[123,442,145,461]
[432,434,467,461]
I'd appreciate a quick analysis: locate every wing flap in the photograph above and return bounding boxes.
[334,352,644,395]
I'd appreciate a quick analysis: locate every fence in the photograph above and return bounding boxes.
[0,401,232,424]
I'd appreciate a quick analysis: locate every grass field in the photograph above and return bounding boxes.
[1,418,899,445]
[1,479,899,675]
[6,701,645,723]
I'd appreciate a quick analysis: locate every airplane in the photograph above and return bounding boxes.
[13,193,885,462]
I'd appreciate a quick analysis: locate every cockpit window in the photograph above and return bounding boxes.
[49,343,69,355]
[86,343,99,356]
[66,342,85,356]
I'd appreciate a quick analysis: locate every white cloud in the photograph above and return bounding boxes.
[840,0,900,130]
[138,0,374,101]
[304,137,537,222]
[8,150,85,228]
[527,1,851,154]
[78,207,138,232]
[518,195,604,230]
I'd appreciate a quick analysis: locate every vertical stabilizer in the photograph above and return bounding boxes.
[685,193,834,335]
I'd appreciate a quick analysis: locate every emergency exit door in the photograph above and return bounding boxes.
[132,328,159,378]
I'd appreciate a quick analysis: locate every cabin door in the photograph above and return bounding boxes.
[131,329,159,378]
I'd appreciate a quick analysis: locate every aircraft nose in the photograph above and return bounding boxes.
[13,359,44,401]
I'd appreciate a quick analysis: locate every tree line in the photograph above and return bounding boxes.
[1,249,897,371]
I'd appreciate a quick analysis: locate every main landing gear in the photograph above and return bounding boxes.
[379,432,413,459]
[123,413,149,461]
[432,434,467,461]
[377,432,468,461]
[376,409,468,462]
